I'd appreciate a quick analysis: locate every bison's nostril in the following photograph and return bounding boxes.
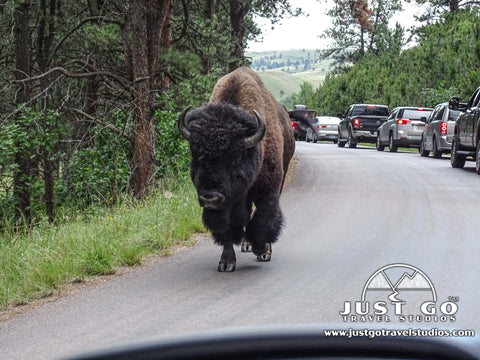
[198,191,225,209]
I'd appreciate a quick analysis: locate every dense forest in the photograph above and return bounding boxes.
[0,0,301,228]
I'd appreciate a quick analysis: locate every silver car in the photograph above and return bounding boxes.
[419,102,460,158]
[306,116,341,143]
[376,107,433,152]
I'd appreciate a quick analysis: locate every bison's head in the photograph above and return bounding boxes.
[178,102,265,211]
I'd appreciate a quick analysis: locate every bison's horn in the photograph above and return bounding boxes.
[177,105,193,140]
[245,110,266,149]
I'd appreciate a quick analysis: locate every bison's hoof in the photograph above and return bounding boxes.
[218,261,236,272]
[241,240,252,252]
[255,243,272,262]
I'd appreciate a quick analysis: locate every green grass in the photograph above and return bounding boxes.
[0,177,204,310]
[256,71,305,99]
[359,143,420,153]
[246,49,333,101]
[256,69,326,101]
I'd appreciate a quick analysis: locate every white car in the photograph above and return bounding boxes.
[306,116,341,143]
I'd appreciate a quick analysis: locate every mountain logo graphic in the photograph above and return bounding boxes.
[339,263,458,323]
[361,263,436,303]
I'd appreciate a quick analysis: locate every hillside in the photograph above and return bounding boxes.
[246,49,332,102]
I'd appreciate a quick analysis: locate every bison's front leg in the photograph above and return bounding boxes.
[246,200,284,262]
[218,239,236,272]
[214,226,244,272]
[240,201,253,253]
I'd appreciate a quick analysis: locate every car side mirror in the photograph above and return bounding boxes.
[420,117,427,122]
[337,113,343,118]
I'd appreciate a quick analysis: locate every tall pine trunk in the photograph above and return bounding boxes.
[128,0,172,198]
[228,0,248,72]
[13,1,34,221]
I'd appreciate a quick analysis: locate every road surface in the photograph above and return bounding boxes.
[1,142,479,359]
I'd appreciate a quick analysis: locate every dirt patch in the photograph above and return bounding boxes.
[284,155,298,188]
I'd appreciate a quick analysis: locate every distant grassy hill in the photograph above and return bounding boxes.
[245,49,332,102]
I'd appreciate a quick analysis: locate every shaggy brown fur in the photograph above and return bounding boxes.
[179,67,295,272]
[209,67,295,192]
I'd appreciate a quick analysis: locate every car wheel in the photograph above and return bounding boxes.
[348,130,357,148]
[451,136,466,168]
[432,136,442,158]
[389,134,398,152]
[376,136,384,151]
[419,136,429,157]
[476,140,480,175]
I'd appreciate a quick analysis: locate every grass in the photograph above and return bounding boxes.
[256,69,326,101]
[0,177,204,310]
[246,49,333,101]
[256,71,306,99]
[359,143,420,153]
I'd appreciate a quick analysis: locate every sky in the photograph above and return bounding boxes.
[246,0,424,52]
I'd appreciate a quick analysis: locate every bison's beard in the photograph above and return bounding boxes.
[202,208,230,233]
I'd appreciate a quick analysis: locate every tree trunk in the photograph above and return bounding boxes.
[450,0,459,11]
[36,0,57,223]
[43,154,55,223]
[129,0,172,198]
[13,0,33,221]
[228,0,249,72]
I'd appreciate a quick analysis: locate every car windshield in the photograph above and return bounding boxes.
[317,117,340,124]
[449,109,461,121]
[352,105,389,116]
[401,109,432,120]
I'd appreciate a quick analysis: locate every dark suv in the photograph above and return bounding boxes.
[450,88,480,173]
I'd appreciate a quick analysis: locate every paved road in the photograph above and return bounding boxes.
[1,142,479,359]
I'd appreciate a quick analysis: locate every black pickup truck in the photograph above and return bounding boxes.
[450,87,480,173]
[338,104,389,148]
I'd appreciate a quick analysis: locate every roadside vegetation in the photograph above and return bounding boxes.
[0,178,203,308]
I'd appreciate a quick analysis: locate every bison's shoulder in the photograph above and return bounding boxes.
[209,67,273,111]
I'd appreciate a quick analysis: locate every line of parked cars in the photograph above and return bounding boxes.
[291,87,480,175]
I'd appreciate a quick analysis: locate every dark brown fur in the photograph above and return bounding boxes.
[179,67,295,272]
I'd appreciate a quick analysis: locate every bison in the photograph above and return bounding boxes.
[178,67,295,272]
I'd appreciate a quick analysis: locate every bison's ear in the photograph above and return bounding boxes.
[178,105,193,140]
[245,110,266,149]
